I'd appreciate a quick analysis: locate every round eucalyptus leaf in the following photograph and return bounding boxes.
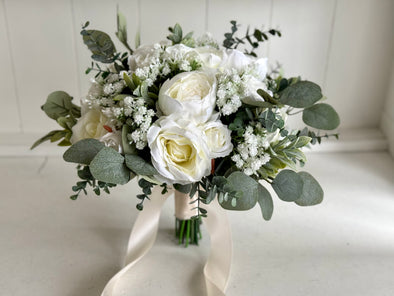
[302,103,340,130]
[220,171,258,211]
[63,138,105,165]
[41,91,73,120]
[90,147,130,185]
[279,81,322,108]
[256,183,274,221]
[295,172,324,206]
[272,169,303,202]
[125,154,157,176]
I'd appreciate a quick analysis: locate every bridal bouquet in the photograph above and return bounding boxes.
[32,14,340,247]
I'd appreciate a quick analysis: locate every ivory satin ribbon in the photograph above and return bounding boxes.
[100,187,232,296]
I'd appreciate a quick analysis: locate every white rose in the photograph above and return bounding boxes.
[195,46,224,69]
[147,114,211,185]
[201,119,233,158]
[158,71,217,123]
[70,106,112,144]
[220,49,252,71]
[242,77,272,105]
[99,130,123,153]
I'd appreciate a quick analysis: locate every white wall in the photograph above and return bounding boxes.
[381,59,394,157]
[0,0,393,138]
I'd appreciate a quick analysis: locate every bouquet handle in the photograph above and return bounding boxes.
[101,186,232,296]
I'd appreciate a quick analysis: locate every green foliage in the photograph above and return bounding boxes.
[259,109,285,132]
[220,172,257,210]
[41,91,80,120]
[70,165,116,200]
[89,147,130,185]
[125,154,158,176]
[297,127,339,145]
[295,172,324,206]
[302,103,340,130]
[31,91,80,149]
[256,182,273,221]
[167,23,194,46]
[81,23,117,63]
[272,169,303,202]
[136,178,156,210]
[174,183,193,194]
[279,80,322,108]
[223,20,281,57]
[31,130,65,150]
[115,9,133,53]
[63,138,105,165]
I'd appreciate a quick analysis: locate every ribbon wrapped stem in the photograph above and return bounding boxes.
[174,190,201,246]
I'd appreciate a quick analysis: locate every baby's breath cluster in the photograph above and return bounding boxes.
[130,43,202,88]
[231,124,274,176]
[87,72,126,108]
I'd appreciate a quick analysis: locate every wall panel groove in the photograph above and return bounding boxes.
[0,0,22,133]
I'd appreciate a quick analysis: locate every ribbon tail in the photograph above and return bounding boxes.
[203,198,233,296]
[101,187,173,296]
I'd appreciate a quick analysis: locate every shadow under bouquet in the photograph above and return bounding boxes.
[32,12,340,294]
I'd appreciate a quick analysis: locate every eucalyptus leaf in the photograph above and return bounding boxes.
[295,172,324,206]
[256,183,273,221]
[174,183,192,194]
[90,147,130,185]
[302,103,340,130]
[279,81,322,108]
[220,171,258,210]
[63,138,105,165]
[41,91,74,120]
[81,29,116,63]
[272,169,303,202]
[125,154,158,176]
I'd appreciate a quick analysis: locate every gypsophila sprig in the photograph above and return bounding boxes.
[32,12,340,246]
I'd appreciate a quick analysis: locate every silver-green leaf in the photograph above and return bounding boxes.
[220,172,258,210]
[279,80,322,108]
[272,169,303,202]
[295,172,324,206]
[125,154,158,176]
[90,147,130,185]
[302,103,340,130]
[256,183,274,221]
[63,138,105,165]
[41,91,76,120]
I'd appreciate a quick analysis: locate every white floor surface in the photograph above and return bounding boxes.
[0,152,393,296]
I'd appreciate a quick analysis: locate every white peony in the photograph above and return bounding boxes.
[201,119,233,158]
[70,105,112,144]
[195,46,224,69]
[147,114,211,185]
[158,71,217,123]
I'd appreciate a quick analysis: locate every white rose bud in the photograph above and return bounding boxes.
[158,71,217,123]
[147,114,211,185]
[99,130,123,153]
[70,106,112,144]
[201,120,233,158]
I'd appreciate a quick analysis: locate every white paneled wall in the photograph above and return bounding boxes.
[0,0,393,147]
